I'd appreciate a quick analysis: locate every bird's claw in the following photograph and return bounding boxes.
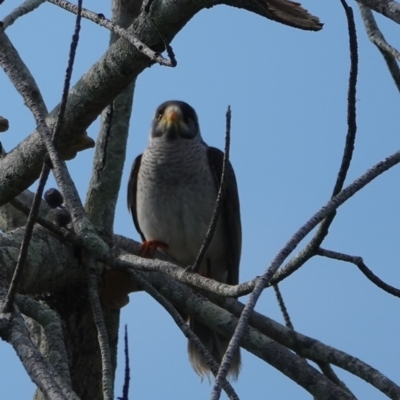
[139,240,168,258]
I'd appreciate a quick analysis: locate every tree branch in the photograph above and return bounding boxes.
[317,247,400,298]
[358,4,400,92]
[0,309,77,400]
[221,298,400,399]
[356,0,400,25]
[13,292,72,386]
[1,227,399,398]
[1,0,45,30]
[47,0,176,67]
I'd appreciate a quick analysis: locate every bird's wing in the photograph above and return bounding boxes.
[207,147,241,285]
[127,154,146,242]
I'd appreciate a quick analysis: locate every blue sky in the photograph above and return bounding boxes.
[1,0,399,398]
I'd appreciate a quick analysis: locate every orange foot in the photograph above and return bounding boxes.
[139,240,168,258]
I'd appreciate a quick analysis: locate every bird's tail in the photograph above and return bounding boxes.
[188,318,241,380]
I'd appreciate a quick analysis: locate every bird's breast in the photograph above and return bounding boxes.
[136,143,226,270]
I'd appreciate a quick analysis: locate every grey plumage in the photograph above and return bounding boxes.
[128,100,241,379]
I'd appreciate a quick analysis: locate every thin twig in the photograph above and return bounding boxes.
[47,0,175,67]
[150,18,177,67]
[87,257,114,400]
[52,0,83,144]
[1,0,46,30]
[333,0,358,198]
[190,106,231,273]
[317,247,400,297]
[358,4,400,92]
[118,325,130,400]
[273,284,294,330]
[127,269,240,400]
[273,282,354,397]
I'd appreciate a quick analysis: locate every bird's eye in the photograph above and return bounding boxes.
[156,112,163,121]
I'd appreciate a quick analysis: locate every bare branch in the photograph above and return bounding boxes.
[356,0,400,25]
[52,0,83,144]
[358,4,400,92]
[273,283,354,397]
[191,106,231,273]
[0,310,74,400]
[317,247,400,298]
[359,5,400,60]
[1,0,45,30]
[47,0,176,67]
[316,362,355,398]
[118,325,130,400]
[273,284,294,330]
[1,227,398,398]
[13,292,71,386]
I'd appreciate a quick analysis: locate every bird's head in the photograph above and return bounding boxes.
[150,101,201,142]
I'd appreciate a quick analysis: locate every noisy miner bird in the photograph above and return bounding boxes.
[127,100,241,379]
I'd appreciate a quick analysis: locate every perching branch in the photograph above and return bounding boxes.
[0,226,399,398]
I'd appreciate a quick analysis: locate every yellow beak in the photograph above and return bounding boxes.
[165,110,180,124]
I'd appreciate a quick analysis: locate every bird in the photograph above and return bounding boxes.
[127,100,242,379]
